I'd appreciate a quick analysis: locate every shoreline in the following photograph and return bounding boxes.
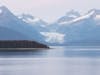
[0,48,50,51]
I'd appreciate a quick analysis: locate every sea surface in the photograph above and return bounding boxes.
[0,46,100,75]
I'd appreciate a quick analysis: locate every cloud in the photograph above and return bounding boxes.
[41,32,65,43]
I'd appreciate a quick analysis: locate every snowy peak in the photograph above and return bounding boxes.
[0,6,6,14]
[0,6,6,10]
[58,9,99,25]
[0,6,4,14]
[57,10,80,23]
[0,6,11,15]
[18,14,36,23]
[18,13,47,25]
[66,10,80,18]
[89,9,100,22]
[88,9,100,15]
[18,13,49,32]
[0,5,45,43]
[0,5,18,23]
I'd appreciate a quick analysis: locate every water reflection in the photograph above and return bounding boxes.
[0,46,100,58]
[0,46,100,75]
[0,58,100,75]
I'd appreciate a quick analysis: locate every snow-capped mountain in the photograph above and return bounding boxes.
[0,6,45,43]
[17,9,100,45]
[38,9,100,45]
[58,9,100,26]
[57,10,81,24]
[54,9,100,45]
[0,5,100,46]
[18,14,49,32]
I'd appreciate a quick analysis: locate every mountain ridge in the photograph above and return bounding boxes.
[0,5,100,45]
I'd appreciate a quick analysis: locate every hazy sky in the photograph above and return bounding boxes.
[0,0,100,22]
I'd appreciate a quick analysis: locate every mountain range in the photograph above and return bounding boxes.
[0,5,100,46]
[0,6,45,43]
[56,9,100,45]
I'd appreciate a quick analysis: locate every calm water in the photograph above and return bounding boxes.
[0,46,100,75]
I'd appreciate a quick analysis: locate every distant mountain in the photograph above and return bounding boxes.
[0,6,45,43]
[40,9,100,45]
[1,5,100,46]
[18,13,49,32]
[55,9,100,45]
[57,10,80,23]
[0,26,30,40]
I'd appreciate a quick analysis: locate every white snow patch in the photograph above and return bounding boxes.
[94,15,100,25]
[41,32,65,44]
[95,15,100,19]
[24,17,40,23]
[68,15,78,18]
[0,9,2,14]
[59,11,95,25]
[32,18,40,22]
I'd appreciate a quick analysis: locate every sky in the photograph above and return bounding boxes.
[0,0,100,22]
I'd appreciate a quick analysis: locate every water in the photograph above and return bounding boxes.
[0,46,100,75]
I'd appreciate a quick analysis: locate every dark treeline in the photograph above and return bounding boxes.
[0,40,49,48]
